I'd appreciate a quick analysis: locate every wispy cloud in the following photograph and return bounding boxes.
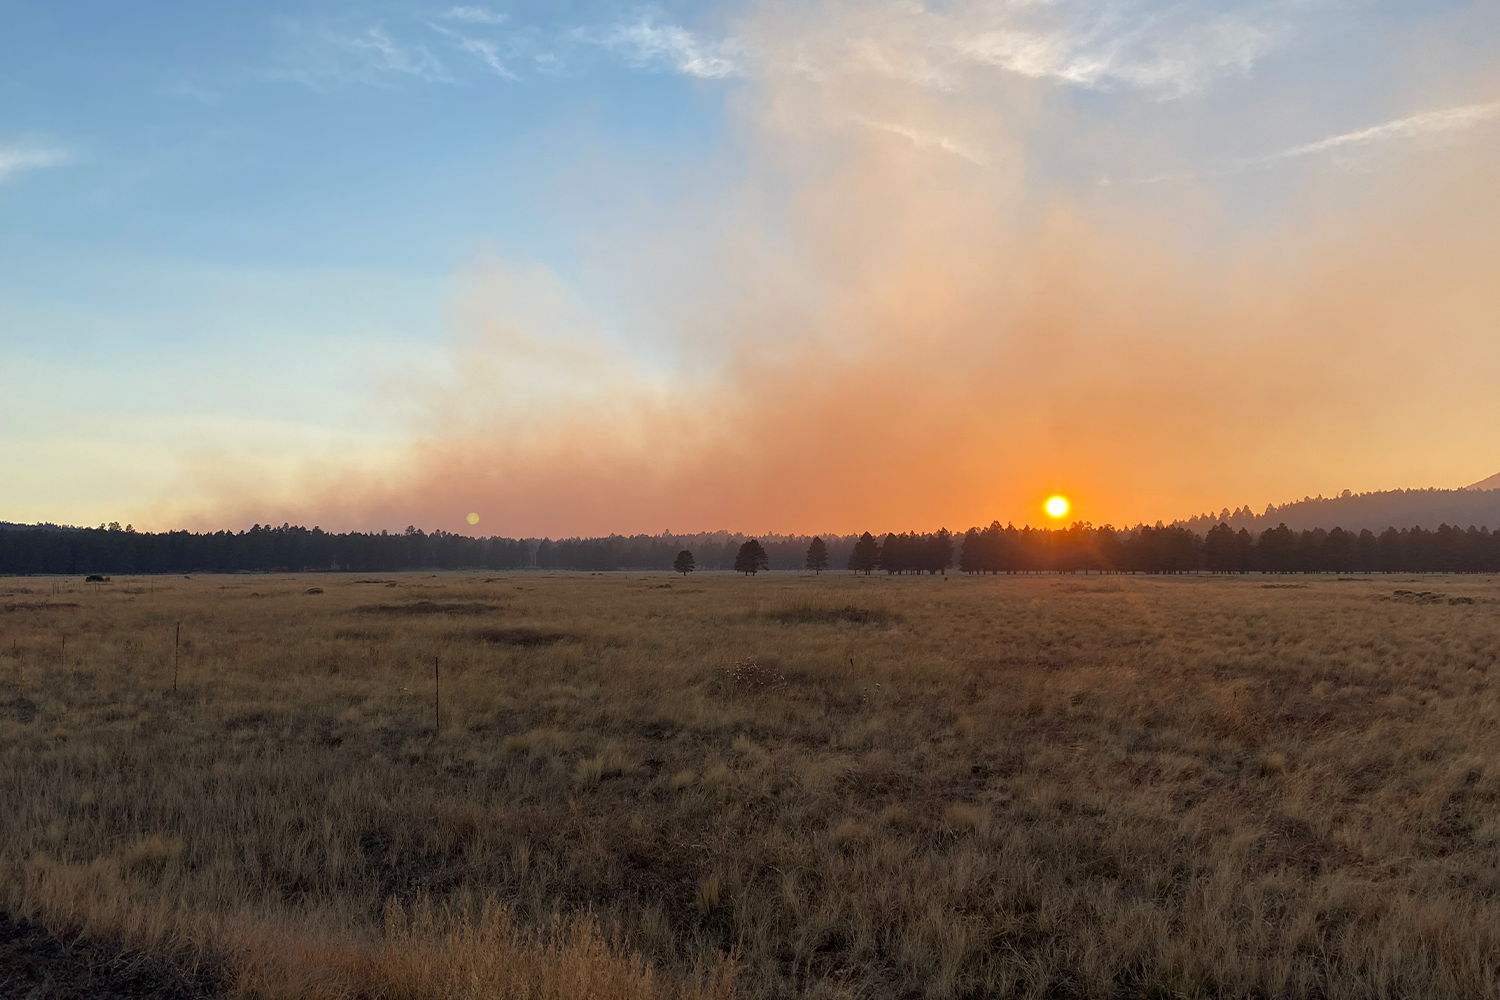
[273,8,741,90]
[271,20,451,89]
[1105,100,1500,185]
[455,35,518,79]
[1267,101,1500,162]
[262,2,1317,98]
[347,26,450,81]
[428,21,519,80]
[595,9,738,79]
[856,117,987,166]
[441,5,507,26]
[764,1,1286,99]
[0,145,70,184]
[957,20,1272,99]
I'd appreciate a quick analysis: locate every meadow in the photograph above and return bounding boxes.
[1,569,1499,999]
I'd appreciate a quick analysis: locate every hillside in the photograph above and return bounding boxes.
[1179,477,1500,534]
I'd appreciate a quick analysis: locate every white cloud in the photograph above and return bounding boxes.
[597,10,738,79]
[347,26,450,82]
[271,20,452,89]
[455,36,517,79]
[428,21,520,80]
[442,6,507,25]
[1267,101,1500,162]
[857,117,987,165]
[1106,99,1500,184]
[760,1,1287,99]
[264,2,1301,96]
[0,145,69,184]
[271,7,744,88]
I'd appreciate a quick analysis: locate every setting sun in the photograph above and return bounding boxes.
[1045,495,1070,519]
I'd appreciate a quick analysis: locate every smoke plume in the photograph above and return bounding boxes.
[178,1,1500,536]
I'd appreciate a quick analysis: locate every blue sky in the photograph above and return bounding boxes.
[2,1,741,523]
[3,1,1498,533]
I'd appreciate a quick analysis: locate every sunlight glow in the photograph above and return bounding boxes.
[466,512,480,525]
[1045,495,1070,519]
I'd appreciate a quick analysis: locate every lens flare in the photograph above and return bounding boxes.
[466,512,480,526]
[1045,496,1070,519]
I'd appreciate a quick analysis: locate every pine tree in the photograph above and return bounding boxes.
[959,528,981,573]
[805,536,829,574]
[672,549,696,576]
[734,539,769,575]
[848,532,880,575]
[1203,522,1237,573]
[878,532,903,574]
[929,528,953,575]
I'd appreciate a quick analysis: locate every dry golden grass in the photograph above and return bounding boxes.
[2,570,1500,998]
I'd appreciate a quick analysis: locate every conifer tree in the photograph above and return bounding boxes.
[672,549,695,576]
[734,539,769,575]
[879,532,903,574]
[959,528,981,573]
[848,532,880,575]
[805,536,829,574]
[929,528,954,574]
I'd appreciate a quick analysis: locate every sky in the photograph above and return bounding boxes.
[2,0,1498,537]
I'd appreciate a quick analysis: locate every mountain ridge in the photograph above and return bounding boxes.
[1179,476,1500,535]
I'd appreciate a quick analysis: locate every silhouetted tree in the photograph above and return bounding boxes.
[1203,523,1238,573]
[878,532,905,574]
[734,539,769,575]
[959,528,981,573]
[1257,523,1297,573]
[805,536,828,574]
[672,549,695,576]
[848,532,880,575]
[1233,527,1255,571]
[927,528,954,574]
[1095,525,1124,572]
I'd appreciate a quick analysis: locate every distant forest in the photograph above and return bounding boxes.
[1177,484,1500,535]
[3,518,1500,575]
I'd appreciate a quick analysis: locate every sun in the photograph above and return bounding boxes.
[466,512,480,526]
[1044,495,1070,519]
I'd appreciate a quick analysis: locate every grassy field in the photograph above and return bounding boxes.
[2,570,1499,998]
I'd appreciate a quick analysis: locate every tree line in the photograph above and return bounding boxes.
[780,522,1500,576]
[1177,485,1500,536]
[0,523,846,576]
[3,519,1500,576]
[953,522,1500,574]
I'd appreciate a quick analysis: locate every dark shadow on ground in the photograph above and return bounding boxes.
[0,912,222,999]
